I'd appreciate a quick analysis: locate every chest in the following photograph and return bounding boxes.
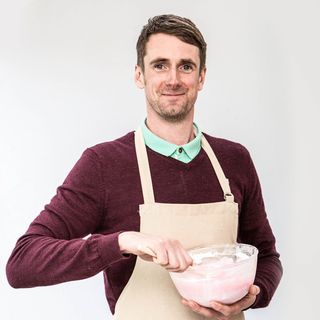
[97,151,245,234]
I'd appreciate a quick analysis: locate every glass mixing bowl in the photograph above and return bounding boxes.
[169,243,258,306]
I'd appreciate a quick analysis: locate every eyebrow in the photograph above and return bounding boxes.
[149,58,198,68]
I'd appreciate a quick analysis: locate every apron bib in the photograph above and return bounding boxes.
[114,127,244,320]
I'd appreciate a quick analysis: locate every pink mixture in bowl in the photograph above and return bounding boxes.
[169,244,258,306]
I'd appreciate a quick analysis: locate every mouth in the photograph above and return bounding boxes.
[162,93,185,97]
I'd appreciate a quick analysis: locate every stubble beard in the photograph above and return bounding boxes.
[147,94,195,123]
[152,103,192,123]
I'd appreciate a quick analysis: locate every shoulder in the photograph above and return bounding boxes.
[73,131,138,176]
[85,131,135,158]
[202,132,251,163]
[202,133,258,196]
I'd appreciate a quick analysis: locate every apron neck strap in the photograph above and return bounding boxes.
[134,126,234,204]
[201,135,234,202]
[135,127,155,204]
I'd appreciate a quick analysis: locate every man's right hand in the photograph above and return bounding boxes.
[118,231,193,272]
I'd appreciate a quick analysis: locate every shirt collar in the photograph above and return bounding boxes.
[141,119,202,160]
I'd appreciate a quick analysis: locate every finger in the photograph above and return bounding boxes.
[166,241,192,271]
[209,292,256,317]
[249,285,260,296]
[233,285,260,311]
[210,301,235,317]
[153,240,169,266]
[182,299,226,319]
[165,241,181,270]
[177,245,193,270]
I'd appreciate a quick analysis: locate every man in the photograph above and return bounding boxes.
[6,14,282,319]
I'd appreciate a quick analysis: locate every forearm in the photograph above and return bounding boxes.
[239,222,283,308]
[238,149,283,309]
[251,254,283,308]
[6,230,125,288]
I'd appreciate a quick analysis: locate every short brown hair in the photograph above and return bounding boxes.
[136,14,207,72]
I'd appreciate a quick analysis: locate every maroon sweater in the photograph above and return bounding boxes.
[6,131,282,314]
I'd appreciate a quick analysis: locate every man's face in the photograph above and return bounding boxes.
[135,33,206,123]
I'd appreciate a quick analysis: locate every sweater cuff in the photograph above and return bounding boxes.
[94,231,130,268]
[249,279,267,309]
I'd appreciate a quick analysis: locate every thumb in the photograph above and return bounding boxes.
[249,285,260,296]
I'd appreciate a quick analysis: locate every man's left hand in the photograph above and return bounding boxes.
[181,285,260,319]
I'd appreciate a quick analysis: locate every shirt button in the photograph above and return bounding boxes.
[178,147,183,153]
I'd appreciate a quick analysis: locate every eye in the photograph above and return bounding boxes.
[181,64,193,72]
[154,64,166,70]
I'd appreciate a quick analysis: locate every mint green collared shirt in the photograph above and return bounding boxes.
[141,120,202,163]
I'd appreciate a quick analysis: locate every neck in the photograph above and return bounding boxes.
[146,112,195,145]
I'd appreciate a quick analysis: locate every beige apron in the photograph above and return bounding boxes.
[114,127,244,320]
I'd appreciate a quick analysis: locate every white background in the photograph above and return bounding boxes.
[1,0,319,319]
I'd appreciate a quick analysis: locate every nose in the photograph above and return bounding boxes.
[166,68,180,86]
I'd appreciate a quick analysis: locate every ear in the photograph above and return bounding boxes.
[198,67,207,91]
[134,65,145,89]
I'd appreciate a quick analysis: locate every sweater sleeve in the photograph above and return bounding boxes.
[237,150,283,309]
[6,148,128,288]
